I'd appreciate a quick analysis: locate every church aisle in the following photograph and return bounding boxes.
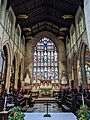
[27,103,61,112]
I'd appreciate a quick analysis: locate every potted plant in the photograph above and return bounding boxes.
[8,106,25,120]
[76,105,90,120]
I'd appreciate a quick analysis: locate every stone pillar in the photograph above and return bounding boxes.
[84,0,90,50]
[14,69,18,89]
[0,52,3,82]
[80,45,88,90]
[6,64,11,93]
[20,59,24,89]
[0,37,3,82]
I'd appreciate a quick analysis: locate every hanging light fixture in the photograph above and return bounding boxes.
[59,27,68,31]
[17,14,28,19]
[58,36,64,39]
[62,15,73,19]
[59,31,65,35]
[23,27,31,31]
[26,36,33,39]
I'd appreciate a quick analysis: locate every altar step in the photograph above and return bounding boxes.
[34,97,57,103]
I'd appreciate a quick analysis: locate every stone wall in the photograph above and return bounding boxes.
[25,31,66,86]
[0,1,25,92]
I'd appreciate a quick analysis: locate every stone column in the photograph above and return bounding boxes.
[81,45,88,90]
[14,69,18,89]
[0,54,3,81]
[6,64,11,93]
[84,0,90,50]
[0,37,3,82]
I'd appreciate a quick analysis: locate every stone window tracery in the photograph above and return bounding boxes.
[33,37,58,82]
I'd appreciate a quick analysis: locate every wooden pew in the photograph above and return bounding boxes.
[62,94,76,113]
[14,94,26,111]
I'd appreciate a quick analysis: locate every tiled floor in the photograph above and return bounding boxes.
[27,103,61,112]
[33,103,61,112]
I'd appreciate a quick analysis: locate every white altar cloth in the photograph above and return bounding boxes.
[24,112,76,120]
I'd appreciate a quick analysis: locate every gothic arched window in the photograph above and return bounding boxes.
[33,37,58,82]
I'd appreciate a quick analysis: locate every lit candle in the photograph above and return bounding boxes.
[82,94,84,106]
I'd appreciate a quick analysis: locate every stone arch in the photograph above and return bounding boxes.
[2,42,12,92]
[3,41,12,65]
[5,8,14,33]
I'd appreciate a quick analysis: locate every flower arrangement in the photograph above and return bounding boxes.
[76,105,90,120]
[40,88,52,95]
[8,106,25,120]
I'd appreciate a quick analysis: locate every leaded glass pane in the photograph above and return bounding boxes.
[34,62,37,66]
[34,67,37,72]
[41,51,43,56]
[55,62,58,66]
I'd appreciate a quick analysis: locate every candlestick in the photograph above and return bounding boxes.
[82,94,84,106]
[4,96,7,111]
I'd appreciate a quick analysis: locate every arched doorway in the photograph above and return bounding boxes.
[33,37,59,91]
[9,56,16,93]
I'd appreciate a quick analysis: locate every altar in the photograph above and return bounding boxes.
[24,113,76,120]
[32,79,60,97]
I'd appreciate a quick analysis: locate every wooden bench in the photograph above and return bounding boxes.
[6,94,15,110]
[57,99,62,107]
[62,104,70,111]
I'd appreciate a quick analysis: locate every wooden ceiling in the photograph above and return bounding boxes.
[7,0,83,42]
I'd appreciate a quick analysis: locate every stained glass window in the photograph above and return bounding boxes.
[33,37,58,81]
